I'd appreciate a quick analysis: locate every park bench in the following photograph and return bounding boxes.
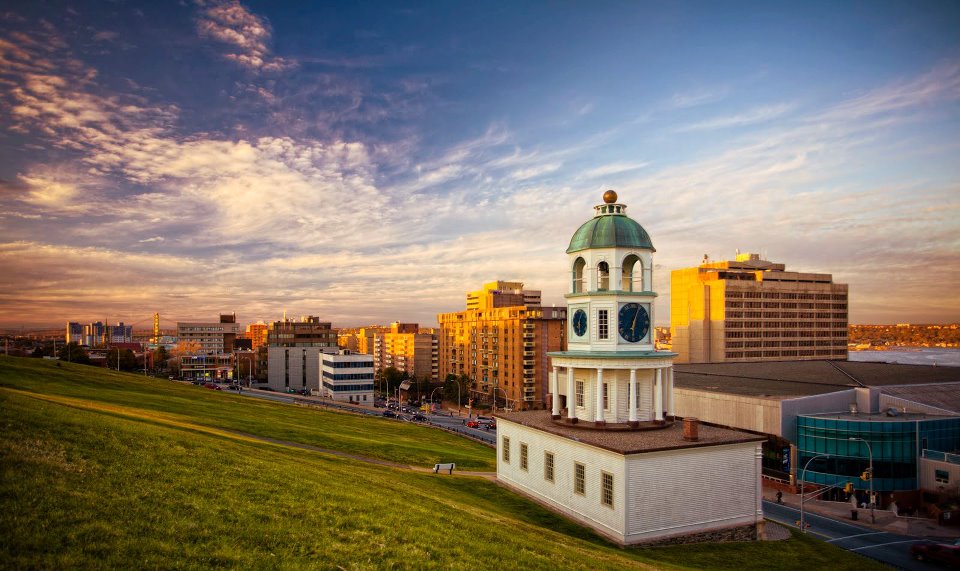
[433,462,455,474]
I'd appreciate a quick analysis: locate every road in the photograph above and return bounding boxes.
[238,389,497,445]
[763,500,943,570]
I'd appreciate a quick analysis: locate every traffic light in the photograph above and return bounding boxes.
[843,482,854,494]
[860,469,872,481]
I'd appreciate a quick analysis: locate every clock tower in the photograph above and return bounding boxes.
[548,190,676,427]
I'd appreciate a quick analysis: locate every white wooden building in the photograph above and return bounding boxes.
[495,191,765,545]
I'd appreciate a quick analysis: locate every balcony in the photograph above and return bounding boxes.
[523,359,535,366]
[522,323,535,330]
[523,342,534,348]
[523,351,535,357]
[522,332,535,339]
[523,395,535,402]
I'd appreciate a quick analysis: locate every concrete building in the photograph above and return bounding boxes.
[497,191,765,545]
[439,282,565,411]
[672,360,960,510]
[266,316,339,392]
[321,350,375,403]
[176,314,242,381]
[671,253,848,363]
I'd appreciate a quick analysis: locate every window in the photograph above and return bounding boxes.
[575,380,584,407]
[935,469,949,484]
[574,462,585,495]
[598,261,609,290]
[502,436,510,463]
[603,382,609,410]
[520,443,528,470]
[572,257,586,293]
[602,472,613,507]
[598,310,608,339]
[544,452,555,482]
[622,254,641,291]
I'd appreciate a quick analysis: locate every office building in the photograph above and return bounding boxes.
[266,316,339,392]
[321,351,375,403]
[439,281,565,411]
[671,253,848,363]
[176,314,242,381]
[66,321,133,347]
[497,191,764,545]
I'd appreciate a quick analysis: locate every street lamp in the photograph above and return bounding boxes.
[429,386,443,410]
[493,386,509,414]
[849,437,875,524]
[799,453,830,532]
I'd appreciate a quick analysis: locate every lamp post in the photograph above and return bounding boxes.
[430,387,443,413]
[799,453,830,533]
[849,437,875,524]
[493,386,509,413]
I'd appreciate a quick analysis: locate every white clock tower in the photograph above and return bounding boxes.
[549,190,675,427]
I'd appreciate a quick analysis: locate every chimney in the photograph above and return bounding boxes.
[683,417,700,442]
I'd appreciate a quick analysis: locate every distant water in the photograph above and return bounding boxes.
[848,347,960,367]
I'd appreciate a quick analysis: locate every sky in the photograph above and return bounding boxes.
[1,0,958,330]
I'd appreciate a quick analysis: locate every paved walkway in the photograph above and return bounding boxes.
[763,484,959,539]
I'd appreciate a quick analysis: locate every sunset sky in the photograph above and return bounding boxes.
[1,1,958,330]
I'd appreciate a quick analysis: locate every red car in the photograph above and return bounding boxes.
[466,420,480,428]
[203,382,222,391]
[911,541,960,565]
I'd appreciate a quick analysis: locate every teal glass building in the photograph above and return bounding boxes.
[797,413,960,492]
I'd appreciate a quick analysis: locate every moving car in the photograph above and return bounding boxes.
[411,413,427,422]
[203,383,221,390]
[382,410,397,418]
[911,541,960,565]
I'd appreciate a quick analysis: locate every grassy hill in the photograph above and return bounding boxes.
[0,356,887,569]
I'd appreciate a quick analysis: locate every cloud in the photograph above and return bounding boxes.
[195,0,295,72]
[675,103,795,132]
[138,236,165,243]
[670,86,730,108]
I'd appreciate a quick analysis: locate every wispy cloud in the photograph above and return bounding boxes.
[195,0,295,73]
[675,103,795,132]
[670,86,730,109]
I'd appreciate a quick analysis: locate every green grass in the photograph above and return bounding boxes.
[0,356,889,569]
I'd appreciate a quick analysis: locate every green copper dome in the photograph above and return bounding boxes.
[566,203,655,254]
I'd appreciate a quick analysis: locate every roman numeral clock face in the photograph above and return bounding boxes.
[618,303,649,343]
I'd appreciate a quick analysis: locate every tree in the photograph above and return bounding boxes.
[155,346,169,371]
[107,348,138,371]
[58,342,91,365]
[383,366,404,392]
[443,374,469,406]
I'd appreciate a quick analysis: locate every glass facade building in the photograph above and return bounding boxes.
[797,413,960,492]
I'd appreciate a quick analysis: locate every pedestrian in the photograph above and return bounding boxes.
[776,491,783,505]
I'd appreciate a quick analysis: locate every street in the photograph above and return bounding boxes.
[763,500,945,570]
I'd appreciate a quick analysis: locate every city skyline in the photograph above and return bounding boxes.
[1,1,959,329]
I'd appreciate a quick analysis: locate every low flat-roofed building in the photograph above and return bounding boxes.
[671,360,960,508]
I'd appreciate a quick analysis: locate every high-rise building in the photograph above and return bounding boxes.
[670,253,848,363]
[438,281,565,411]
[244,321,269,350]
[66,321,132,347]
[266,316,339,393]
[372,322,439,382]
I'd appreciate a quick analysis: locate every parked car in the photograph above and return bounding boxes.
[411,413,427,422]
[203,383,222,391]
[382,410,397,418]
[911,541,960,565]
[466,420,480,428]
[285,388,297,394]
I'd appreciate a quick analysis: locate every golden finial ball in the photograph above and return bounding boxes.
[602,189,618,204]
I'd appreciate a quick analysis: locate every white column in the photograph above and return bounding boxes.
[551,366,560,418]
[595,368,605,423]
[654,368,664,421]
[566,367,576,422]
[666,367,675,417]
[628,369,638,424]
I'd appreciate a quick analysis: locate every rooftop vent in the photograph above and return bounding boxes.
[849,403,858,415]
[885,407,900,417]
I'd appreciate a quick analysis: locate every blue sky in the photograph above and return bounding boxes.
[1,0,958,329]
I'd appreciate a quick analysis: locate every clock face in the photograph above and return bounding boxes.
[618,303,650,343]
[572,309,588,337]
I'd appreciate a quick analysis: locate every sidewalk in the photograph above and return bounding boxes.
[762,483,959,539]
